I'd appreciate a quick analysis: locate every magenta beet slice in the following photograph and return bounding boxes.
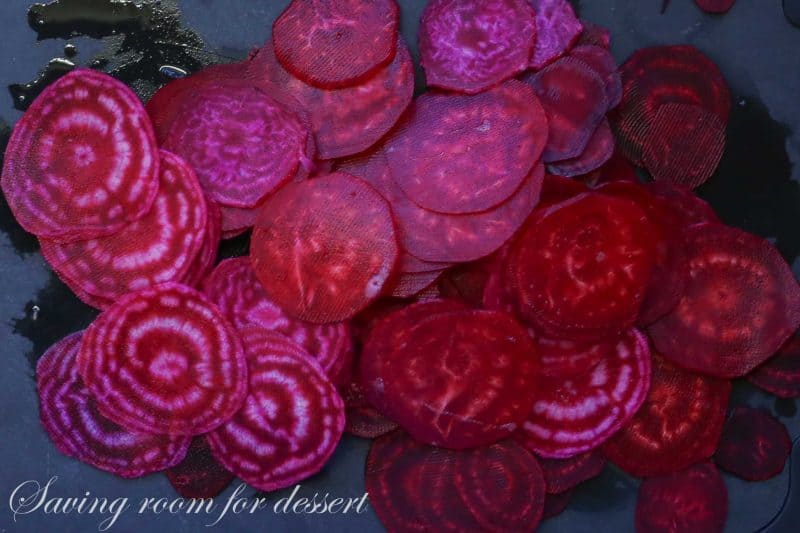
[714,406,792,481]
[419,0,537,94]
[536,334,618,378]
[384,80,547,214]
[543,489,574,519]
[207,329,345,491]
[37,332,190,478]
[602,354,731,477]
[219,204,258,239]
[529,0,583,69]
[182,199,221,288]
[342,379,399,439]
[2,69,159,242]
[635,463,728,533]
[251,173,398,323]
[569,44,622,109]
[77,283,248,435]
[649,223,800,377]
[516,329,651,458]
[547,118,615,178]
[748,333,800,398]
[272,0,399,89]
[540,450,606,494]
[695,0,736,13]
[40,150,207,309]
[166,436,233,498]
[644,181,720,226]
[201,257,354,382]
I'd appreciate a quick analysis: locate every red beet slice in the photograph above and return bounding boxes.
[510,192,656,340]
[182,199,221,288]
[644,181,720,226]
[419,0,537,94]
[649,223,800,377]
[570,45,622,109]
[714,406,792,481]
[539,173,590,207]
[580,151,639,187]
[37,332,190,478]
[543,489,574,519]
[361,305,537,448]
[2,69,159,242]
[695,0,736,13]
[342,379,399,439]
[77,282,248,435]
[602,354,731,477]
[547,118,615,178]
[384,80,547,214]
[397,252,452,275]
[516,329,651,458]
[272,0,399,89]
[536,335,618,378]
[748,333,800,398]
[540,450,606,494]
[524,57,609,162]
[40,150,207,309]
[437,257,494,307]
[207,329,345,491]
[635,463,728,533]
[529,0,583,69]
[166,436,234,498]
[386,269,444,299]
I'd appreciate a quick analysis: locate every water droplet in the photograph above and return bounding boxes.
[31,305,40,321]
[738,98,747,107]
[64,43,77,58]
[159,65,188,78]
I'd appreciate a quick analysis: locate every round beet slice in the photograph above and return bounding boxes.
[182,200,221,288]
[419,0,537,94]
[342,380,399,439]
[166,436,234,498]
[539,173,590,207]
[540,450,606,494]
[695,0,736,13]
[207,330,345,492]
[644,181,720,226]
[748,333,800,398]
[2,69,159,242]
[272,0,399,89]
[715,406,792,481]
[251,172,398,323]
[384,80,547,214]
[516,329,651,458]
[537,335,618,378]
[602,354,731,477]
[37,332,190,478]
[40,150,207,308]
[635,463,728,533]
[570,45,622,110]
[361,307,539,449]
[547,118,615,178]
[529,0,584,69]
[649,223,800,377]
[77,283,248,435]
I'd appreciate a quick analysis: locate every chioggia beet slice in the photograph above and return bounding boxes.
[419,0,537,94]
[536,334,618,378]
[207,329,345,492]
[342,379,399,439]
[272,0,399,89]
[529,0,583,69]
[251,173,398,323]
[166,436,234,498]
[37,332,190,478]
[77,282,248,435]
[748,333,800,398]
[539,450,606,494]
[182,199,221,288]
[40,150,207,309]
[1,69,159,242]
[648,223,800,377]
[516,329,651,458]
[547,118,615,178]
[636,463,728,533]
[602,354,731,477]
[714,406,792,481]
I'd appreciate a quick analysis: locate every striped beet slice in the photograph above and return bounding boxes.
[2,69,159,242]
[714,406,792,481]
[166,436,233,498]
[536,335,617,378]
[539,450,606,494]
[37,332,190,478]
[516,329,652,458]
[40,150,207,308]
[182,199,221,288]
[77,283,248,435]
[207,329,345,491]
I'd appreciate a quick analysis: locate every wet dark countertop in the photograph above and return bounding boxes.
[1,1,799,532]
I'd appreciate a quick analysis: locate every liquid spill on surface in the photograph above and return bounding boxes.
[9,56,75,111]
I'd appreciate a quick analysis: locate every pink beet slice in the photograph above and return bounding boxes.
[37,332,190,478]
[547,118,615,178]
[272,0,399,89]
[166,436,234,498]
[748,333,800,398]
[516,329,651,458]
[695,0,736,13]
[569,45,622,109]
[40,150,207,309]
[77,283,248,435]
[635,463,728,533]
[714,406,792,481]
[207,329,345,492]
[2,69,159,243]
[419,0,537,94]
[182,199,221,288]
[342,379,399,439]
[529,0,583,69]
[539,450,606,494]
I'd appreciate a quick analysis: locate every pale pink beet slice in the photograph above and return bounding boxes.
[529,0,583,69]
[166,436,234,498]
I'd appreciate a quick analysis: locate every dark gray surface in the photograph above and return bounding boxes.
[1,1,799,532]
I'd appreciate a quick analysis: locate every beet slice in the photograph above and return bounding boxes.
[540,451,606,494]
[539,173,590,207]
[510,192,656,340]
[748,333,800,398]
[2,69,159,242]
[207,329,345,491]
[695,0,736,13]
[569,45,622,109]
[715,406,792,481]
[342,379,398,439]
[577,21,611,50]
[529,0,583,69]
[386,269,445,299]
[644,181,720,226]
[537,335,618,378]
[219,204,258,239]
[635,463,728,533]
[516,328,651,458]
[543,489,574,519]
[77,282,248,435]
[397,252,452,275]
[419,0,537,94]
[361,305,537,449]
[37,332,190,478]
[437,258,494,307]
[580,151,639,187]
[182,199,221,288]
[547,118,615,178]
[384,80,547,214]
[166,436,234,498]
[272,0,399,89]
[602,354,731,477]
[40,150,207,309]
[649,223,800,377]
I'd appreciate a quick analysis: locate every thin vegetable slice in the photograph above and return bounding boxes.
[714,406,792,481]
[539,450,606,494]
[748,333,800,398]
[695,0,736,13]
[166,436,234,498]
[182,199,221,288]
[342,379,398,439]
[547,118,615,178]
[529,0,583,69]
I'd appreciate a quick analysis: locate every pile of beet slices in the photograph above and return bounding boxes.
[2,0,798,531]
